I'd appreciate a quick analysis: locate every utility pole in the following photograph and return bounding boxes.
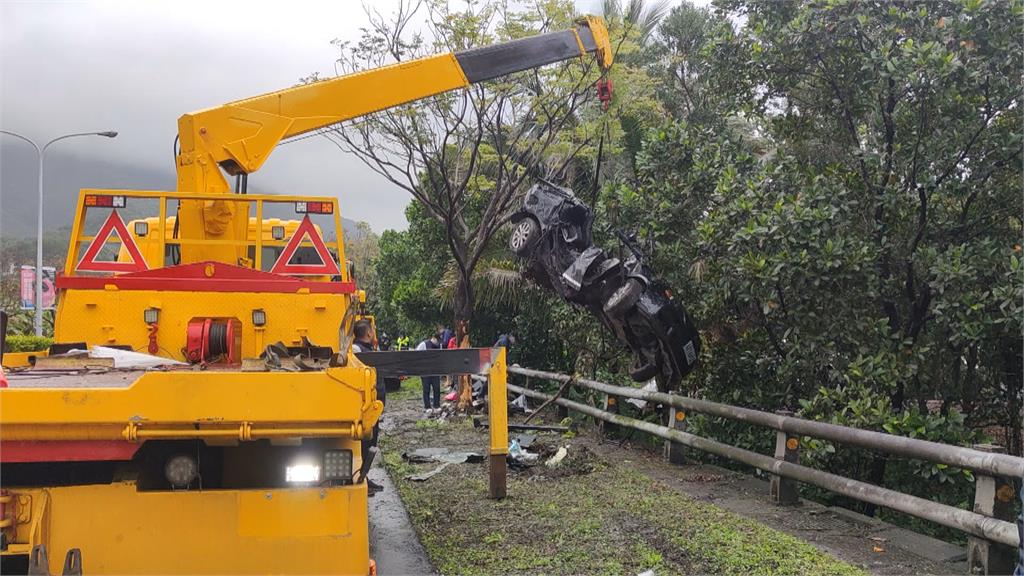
[1,130,118,335]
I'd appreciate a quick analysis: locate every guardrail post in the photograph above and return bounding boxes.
[770,410,800,505]
[967,444,1016,575]
[599,394,619,436]
[664,393,686,465]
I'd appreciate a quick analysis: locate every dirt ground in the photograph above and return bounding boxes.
[376,379,940,576]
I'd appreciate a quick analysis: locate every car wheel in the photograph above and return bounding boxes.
[630,358,660,381]
[603,278,643,317]
[509,217,541,256]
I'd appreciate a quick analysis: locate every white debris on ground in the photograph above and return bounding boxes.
[545,446,569,468]
[88,346,187,369]
[625,379,659,410]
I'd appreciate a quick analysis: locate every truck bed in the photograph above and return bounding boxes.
[5,369,145,388]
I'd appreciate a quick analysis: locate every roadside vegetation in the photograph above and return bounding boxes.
[354,0,1022,540]
[380,389,865,576]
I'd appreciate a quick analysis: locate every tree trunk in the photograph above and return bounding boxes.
[455,272,476,412]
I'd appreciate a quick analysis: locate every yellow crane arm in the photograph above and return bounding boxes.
[176,16,613,195]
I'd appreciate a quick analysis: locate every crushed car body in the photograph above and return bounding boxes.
[509,180,701,391]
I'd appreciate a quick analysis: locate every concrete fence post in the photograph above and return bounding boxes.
[664,393,687,465]
[598,394,619,436]
[770,410,800,505]
[967,444,1017,575]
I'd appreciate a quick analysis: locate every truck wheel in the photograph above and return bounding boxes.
[509,217,540,257]
[603,278,643,317]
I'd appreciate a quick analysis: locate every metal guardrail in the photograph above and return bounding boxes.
[501,365,1022,570]
[507,367,1024,478]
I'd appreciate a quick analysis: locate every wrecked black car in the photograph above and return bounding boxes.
[509,180,700,391]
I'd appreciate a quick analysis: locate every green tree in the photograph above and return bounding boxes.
[345,221,380,299]
[610,0,1022,528]
[324,0,607,342]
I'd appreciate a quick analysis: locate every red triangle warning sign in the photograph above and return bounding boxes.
[270,215,341,276]
[77,210,149,273]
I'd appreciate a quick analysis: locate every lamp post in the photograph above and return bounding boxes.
[1,130,118,336]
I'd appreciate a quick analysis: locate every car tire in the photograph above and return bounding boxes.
[603,278,643,317]
[630,358,660,381]
[509,217,541,257]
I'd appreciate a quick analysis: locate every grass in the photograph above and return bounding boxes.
[389,376,424,401]
[379,398,867,576]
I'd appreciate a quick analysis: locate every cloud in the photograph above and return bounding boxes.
[1,0,413,232]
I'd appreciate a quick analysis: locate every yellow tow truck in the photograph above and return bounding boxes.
[0,17,612,575]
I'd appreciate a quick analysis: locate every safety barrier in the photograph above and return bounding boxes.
[502,366,1022,575]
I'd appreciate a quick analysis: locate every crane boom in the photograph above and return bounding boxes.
[172,16,611,264]
[175,16,612,195]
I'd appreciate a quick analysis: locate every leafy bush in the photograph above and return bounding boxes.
[4,335,53,353]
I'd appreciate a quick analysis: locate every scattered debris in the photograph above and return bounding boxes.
[34,352,115,370]
[625,379,659,411]
[637,570,656,576]
[88,346,186,369]
[407,462,450,482]
[545,446,569,468]
[514,434,537,449]
[403,447,484,464]
[508,439,540,467]
[472,417,569,433]
[509,393,529,414]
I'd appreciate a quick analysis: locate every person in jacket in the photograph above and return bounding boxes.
[416,333,442,413]
[352,320,384,495]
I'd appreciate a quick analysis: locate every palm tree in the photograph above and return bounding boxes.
[601,0,672,45]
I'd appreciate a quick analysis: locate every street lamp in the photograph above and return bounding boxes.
[1,130,118,336]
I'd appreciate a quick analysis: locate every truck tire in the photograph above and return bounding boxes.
[603,278,643,317]
[509,217,541,257]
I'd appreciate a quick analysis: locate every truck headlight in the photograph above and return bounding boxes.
[323,450,353,482]
[285,463,321,484]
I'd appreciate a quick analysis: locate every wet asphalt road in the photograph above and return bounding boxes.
[368,463,435,575]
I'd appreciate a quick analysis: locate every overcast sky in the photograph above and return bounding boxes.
[0,0,683,233]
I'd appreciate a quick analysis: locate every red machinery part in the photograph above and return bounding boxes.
[597,77,613,110]
[185,319,209,363]
[148,323,159,354]
[185,318,241,365]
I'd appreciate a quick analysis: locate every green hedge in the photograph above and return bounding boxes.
[4,335,53,353]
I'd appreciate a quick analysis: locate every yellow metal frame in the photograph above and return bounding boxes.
[0,350,48,370]
[55,286,349,359]
[65,189,349,277]
[4,483,369,575]
[58,189,352,357]
[0,365,383,442]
